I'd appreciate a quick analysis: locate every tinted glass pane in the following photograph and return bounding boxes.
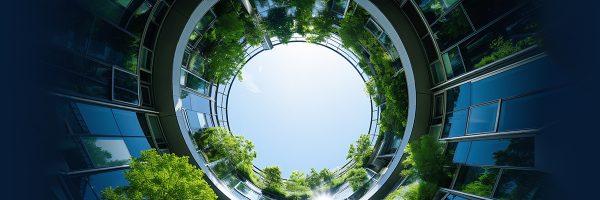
[124,137,152,158]
[470,57,561,105]
[114,69,140,104]
[416,0,445,23]
[88,170,129,198]
[454,166,499,197]
[467,138,534,167]
[462,0,520,28]
[147,115,166,144]
[430,61,446,84]
[452,141,470,163]
[459,4,542,69]
[433,94,444,117]
[494,170,545,200]
[81,0,132,26]
[499,91,555,132]
[442,110,467,138]
[77,103,120,135]
[365,19,383,37]
[190,94,211,113]
[442,47,466,79]
[112,109,143,136]
[187,110,208,133]
[182,71,209,96]
[431,7,473,50]
[126,1,152,37]
[188,52,204,75]
[51,5,94,53]
[82,137,131,168]
[467,103,498,134]
[446,83,471,111]
[60,138,90,170]
[67,176,97,200]
[87,19,138,70]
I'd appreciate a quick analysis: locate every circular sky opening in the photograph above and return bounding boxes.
[228,42,371,177]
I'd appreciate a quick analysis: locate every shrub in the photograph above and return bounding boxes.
[346,168,369,191]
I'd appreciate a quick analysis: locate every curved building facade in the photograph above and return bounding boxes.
[42,0,568,199]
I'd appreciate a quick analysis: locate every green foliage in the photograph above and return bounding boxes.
[462,169,497,197]
[384,181,438,200]
[264,7,294,43]
[474,36,539,68]
[285,171,312,200]
[292,0,316,36]
[338,7,408,137]
[194,127,257,183]
[347,134,373,168]
[346,168,368,191]
[262,166,286,197]
[102,150,217,200]
[305,168,335,189]
[401,135,450,186]
[306,3,336,42]
[198,2,266,83]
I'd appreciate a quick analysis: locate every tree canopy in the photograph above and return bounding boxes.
[102,150,217,200]
[347,134,373,168]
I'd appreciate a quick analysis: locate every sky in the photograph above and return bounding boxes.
[228,42,371,178]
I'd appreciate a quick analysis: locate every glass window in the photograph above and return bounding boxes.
[467,102,498,134]
[188,51,204,75]
[113,68,140,104]
[60,138,90,170]
[429,124,443,139]
[187,110,208,133]
[51,6,94,53]
[87,19,138,71]
[112,109,144,136]
[459,4,541,70]
[140,48,152,71]
[470,57,560,105]
[454,166,499,197]
[442,110,467,138]
[445,83,471,112]
[494,170,545,200]
[467,138,534,167]
[147,115,167,144]
[365,19,383,37]
[67,176,97,200]
[190,94,211,114]
[126,1,153,37]
[124,137,152,158]
[88,170,129,198]
[415,0,445,23]
[433,93,445,118]
[462,0,520,28]
[77,103,120,135]
[82,137,131,168]
[442,47,466,79]
[181,71,209,96]
[431,7,473,50]
[499,92,555,132]
[430,61,446,84]
[452,141,470,164]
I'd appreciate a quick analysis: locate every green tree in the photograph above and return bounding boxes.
[307,1,336,43]
[262,166,286,197]
[102,150,217,200]
[401,135,450,186]
[285,171,312,199]
[347,134,373,167]
[346,168,368,191]
[291,0,316,36]
[264,7,294,43]
[384,181,438,200]
[194,127,257,183]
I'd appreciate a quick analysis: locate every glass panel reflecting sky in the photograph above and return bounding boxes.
[228,43,370,177]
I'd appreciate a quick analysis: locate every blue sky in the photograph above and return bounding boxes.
[228,42,371,177]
